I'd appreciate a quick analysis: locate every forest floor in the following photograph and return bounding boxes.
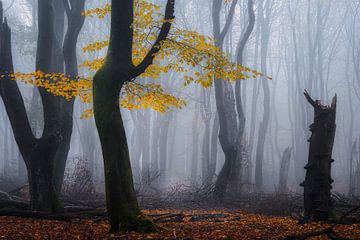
[1,182,360,239]
[0,209,360,240]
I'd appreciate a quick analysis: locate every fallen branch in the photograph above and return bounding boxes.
[0,199,29,210]
[152,213,185,223]
[0,208,106,221]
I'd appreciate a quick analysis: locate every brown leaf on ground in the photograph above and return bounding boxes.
[0,209,359,240]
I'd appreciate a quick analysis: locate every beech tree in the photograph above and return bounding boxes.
[92,0,176,233]
[0,0,85,212]
[2,0,261,231]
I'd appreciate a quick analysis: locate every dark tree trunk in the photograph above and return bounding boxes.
[53,0,85,194]
[93,0,175,232]
[212,0,239,200]
[278,147,291,194]
[301,90,337,221]
[0,0,84,211]
[0,1,62,213]
[228,0,255,194]
[94,71,149,232]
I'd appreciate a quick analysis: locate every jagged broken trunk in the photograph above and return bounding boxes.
[301,91,337,221]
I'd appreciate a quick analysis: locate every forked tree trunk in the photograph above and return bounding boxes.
[93,0,175,232]
[228,0,255,195]
[278,147,291,194]
[0,1,63,212]
[301,90,337,221]
[212,0,239,200]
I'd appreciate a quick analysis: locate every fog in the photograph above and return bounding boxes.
[1,0,359,198]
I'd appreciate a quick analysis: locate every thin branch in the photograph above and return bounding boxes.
[132,0,175,78]
[219,0,238,42]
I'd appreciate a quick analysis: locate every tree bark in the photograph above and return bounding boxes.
[0,1,62,213]
[301,90,337,221]
[53,0,86,194]
[212,0,239,200]
[228,0,255,194]
[93,0,175,232]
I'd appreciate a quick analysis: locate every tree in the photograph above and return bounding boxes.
[212,0,258,198]
[0,0,61,212]
[0,0,85,212]
[254,0,272,190]
[229,0,255,193]
[53,0,86,194]
[7,0,261,231]
[302,90,337,221]
[212,0,239,199]
[92,0,176,233]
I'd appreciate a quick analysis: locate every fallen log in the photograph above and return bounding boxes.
[0,199,29,210]
[0,208,107,220]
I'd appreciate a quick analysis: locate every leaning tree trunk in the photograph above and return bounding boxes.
[93,0,175,233]
[301,90,337,221]
[94,70,156,232]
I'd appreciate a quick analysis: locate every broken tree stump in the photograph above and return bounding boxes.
[301,90,337,221]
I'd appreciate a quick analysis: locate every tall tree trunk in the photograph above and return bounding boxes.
[254,0,271,190]
[93,0,175,232]
[0,0,63,212]
[278,147,291,194]
[159,112,172,184]
[53,0,85,194]
[302,91,337,221]
[209,113,219,182]
[150,111,160,174]
[201,88,211,184]
[191,101,200,182]
[349,141,357,197]
[212,0,239,200]
[228,0,255,194]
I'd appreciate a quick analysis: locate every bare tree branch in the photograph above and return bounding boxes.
[132,0,175,78]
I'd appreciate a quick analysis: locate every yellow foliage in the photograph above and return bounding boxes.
[3,0,266,117]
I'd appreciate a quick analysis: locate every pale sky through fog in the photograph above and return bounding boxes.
[3,0,32,26]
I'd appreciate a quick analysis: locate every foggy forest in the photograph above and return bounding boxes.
[0,0,360,239]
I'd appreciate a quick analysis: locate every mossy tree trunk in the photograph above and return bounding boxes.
[301,90,337,221]
[93,0,175,233]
